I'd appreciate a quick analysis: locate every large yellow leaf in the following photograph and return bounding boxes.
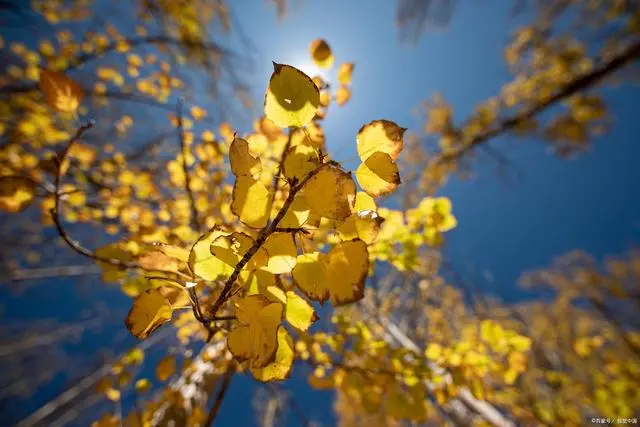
[0,176,35,212]
[283,144,320,182]
[355,151,401,198]
[356,120,405,162]
[137,250,180,272]
[304,166,356,221]
[227,295,283,368]
[125,288,173,339]
[309,39,334,69]
[211,232,268,272]
[188,228,230,280]
[326,240,369,306]
[264,63,320,128]
[337,63,355,85]
[231,175,273,228]
[292,240,368,306]
[229,137,262,178]
[251,327,294,382]
[40,69,84,113]
[155,355,176,382]
[262,232,297,274]
[292,252,329,303]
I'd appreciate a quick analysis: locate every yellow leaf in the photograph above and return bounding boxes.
[326,240,368,305]
[356,120,405,162]
[125,288,173,339]
[188,228,230,280]
[355,151,401,198]
[39,69,84,113]
[135,378,151,393]
[337,63,355,85]
[227,295,283,368]
[250,327,294,382]
[0,176,35,212]
[231,176,273,228]
[510,335,532,352]
[304,165,356,221]
[264,63,320,128]
[290,123,325,149]
[353,191,377,213]
[155,355,176,382]
[284,290,317,331]
[309,39,334,69]
[230,137,262,178]
[262,232,297,274]
[283,144,319,182]
[292,252,330,303]
[335,85,351,106]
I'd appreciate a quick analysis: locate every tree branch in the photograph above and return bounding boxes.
[205,363,235,427]
[176,99,201,232]
[434,40,640,167]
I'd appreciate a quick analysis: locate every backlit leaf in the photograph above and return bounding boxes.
[188,228,230,280]
[262,232,297,274]
[283,144,320,182]
[230,137,262,178]
[309,39,334,69]
[125,288,173,339]
[264,63,320,128]
[355,151,401,198]
[251,327,294,382]
[304,165,356,221]
[227,295,283,368]
[337,63,355,85]
[231,176,273,228]
[357,120,405,162]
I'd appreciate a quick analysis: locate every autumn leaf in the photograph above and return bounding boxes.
[230,137,262,178]
[227,295,283,368]
[304,165,356,221]
[231,176,273,228]
[0,176,36,213]
[125,288,174,339]
[40,68,84,113]
[337,63,355,85]
[309,39,334,69]
[355,151,401,198]
[264,63,320,128]
[250,327,295,382]
[155,355,176,382]
[357,120,406,162]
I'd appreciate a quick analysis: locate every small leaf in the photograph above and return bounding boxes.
[337,63,355,85]
[309,39,334,69]
[0,176,35,213]
[283,144,320,182]
[40,69,84,113]
[156,355,176,382]
[125,288,173,339]
[262,232,297,274]
[188,228,230,280]
[335,85,351,106]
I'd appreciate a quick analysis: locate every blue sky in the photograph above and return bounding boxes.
[2,0,639,425]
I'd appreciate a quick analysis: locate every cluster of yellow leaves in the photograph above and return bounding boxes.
[308,39,354,108]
